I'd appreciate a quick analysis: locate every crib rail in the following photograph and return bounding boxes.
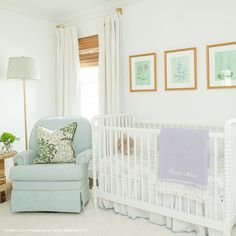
[92,113,134,128]
[134,120,224,133]
[92,114,236,234]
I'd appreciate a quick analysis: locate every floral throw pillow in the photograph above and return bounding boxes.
[34,122,77,164]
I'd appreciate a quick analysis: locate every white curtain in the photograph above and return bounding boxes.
[99,13,120,115]
[56,26,80,116]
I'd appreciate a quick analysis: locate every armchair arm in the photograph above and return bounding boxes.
[76,148,92,165]
[13,149,37,166]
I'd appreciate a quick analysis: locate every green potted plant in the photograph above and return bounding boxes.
[0,132,19,153]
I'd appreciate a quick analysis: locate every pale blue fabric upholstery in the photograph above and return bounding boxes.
[10,117,92,213]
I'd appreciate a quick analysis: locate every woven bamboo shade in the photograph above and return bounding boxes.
[79,35,99,67]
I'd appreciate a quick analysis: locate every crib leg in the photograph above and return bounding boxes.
[93,198,98,210]
[92,186,98,210]
[223,224,232,236]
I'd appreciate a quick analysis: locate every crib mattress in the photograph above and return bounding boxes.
[99,154,225,199]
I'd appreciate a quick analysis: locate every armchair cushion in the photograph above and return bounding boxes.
[10,164,87,181]
[34,122,77,164]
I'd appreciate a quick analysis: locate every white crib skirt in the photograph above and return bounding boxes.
[98,175,224,236]
[99,199,222,236]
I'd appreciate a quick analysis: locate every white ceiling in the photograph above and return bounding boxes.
[0,0,124,22]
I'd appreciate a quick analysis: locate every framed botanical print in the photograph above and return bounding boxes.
[164,47,197,90]
[129,53,157,92]
[207,42,236,89]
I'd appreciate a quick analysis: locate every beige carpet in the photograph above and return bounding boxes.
[0,198,235,236]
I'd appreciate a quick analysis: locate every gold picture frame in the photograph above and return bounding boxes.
[164,47,197,91]
[129,53,157,92]
[207,41,236,89]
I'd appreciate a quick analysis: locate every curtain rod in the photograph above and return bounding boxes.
[56,7,123,28]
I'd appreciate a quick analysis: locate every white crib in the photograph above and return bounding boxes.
[92,114,236,236]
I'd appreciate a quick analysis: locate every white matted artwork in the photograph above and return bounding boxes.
[129,53,157,92]
[165,47,197,90]
[207,42,236,89]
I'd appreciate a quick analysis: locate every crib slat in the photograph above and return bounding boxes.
[148,134,151,203]
[99,130,102,192]
[134,133,137,201]
[179,196,182,211]
[163,194,166,207]
[205,199,208,218]
[187,199,190,214]
[129,115,133,127]
[154,134,158,205]
[106,117,108,127]
[111,118,113,127]
[115,130,118,196]
[122,116,125,126]
[109,130,113,194]
[121,131,125,197]
[196,201,199,216]
[127,131,130,199]
[214,137,218,220]
[103,130,107,193]
[141,133,144,201]
[171,195,174,210]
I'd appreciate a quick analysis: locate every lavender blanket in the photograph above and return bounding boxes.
[159,128,209,189]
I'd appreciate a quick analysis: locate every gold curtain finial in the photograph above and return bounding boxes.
[56,24,65,29]
[116,8,123,15]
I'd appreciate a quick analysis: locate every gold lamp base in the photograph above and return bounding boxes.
[23,79,28,150]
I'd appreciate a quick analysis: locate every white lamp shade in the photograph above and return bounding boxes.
[7,57,40,80]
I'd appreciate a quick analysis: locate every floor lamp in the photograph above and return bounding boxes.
[7,57,40,150]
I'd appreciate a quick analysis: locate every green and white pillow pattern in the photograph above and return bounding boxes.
[34,122,77,164]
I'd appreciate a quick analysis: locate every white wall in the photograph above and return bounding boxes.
[121,0,236,126]
[75,0,236,127]
[77,18,101,38]
[0,9,56,177]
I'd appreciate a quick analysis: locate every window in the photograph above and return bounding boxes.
[79,35,99,121]
[80,67,99,121]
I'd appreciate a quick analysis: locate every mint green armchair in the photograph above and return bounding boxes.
[10,117,92,213]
